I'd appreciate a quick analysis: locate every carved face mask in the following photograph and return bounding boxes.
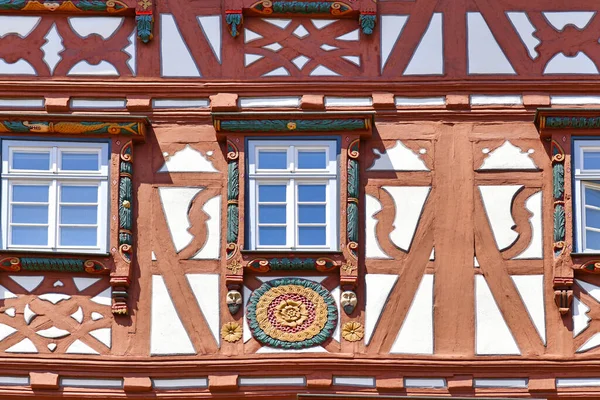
[227,290,243,314]
[341,291,358,314]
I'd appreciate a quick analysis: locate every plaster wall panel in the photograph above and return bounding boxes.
[41,24,64,75]
[150,275,195,355]
[331,286,341,342]
[365,274,398,345]
[190,195,221,259]
[467,12,515,75]
[551,95,600,105]
[513,192,543,259]
[67,60,119,76]
[506,12,540,59]
[544,52,599,75]
[123,29,136,75]
[152,378,208,389]
[395,97,446,106]
[68,17,123,39]
[557,378,600,387]
[239,97,300,108]
[153,99,209,108]
[382,186,431,252]
[576,279,600,303]
[479,185,522,251]
[404,13,443,76]
[0,60,36,75]
[369,140,429,171]
[158,187,203,253]
[475,275,520,355]
[478,141,537,170]
[158,145,218,173]
[510,275,546,344]
[73,278,101,292]
[380,15,409,72]
[0,16,40,38]
[197,16,222,63]
[256,346,327,353]
[390,274,434,354]
[365,194,391,259]
[578,333,600,353]
[542,11,596,31]
[9,276,43,292]
[186,274,220,345]
[0,98,44,108]
[470,95,523,106]
[6,338,38,353]
[160,14,202,77]
[573,297,591,338]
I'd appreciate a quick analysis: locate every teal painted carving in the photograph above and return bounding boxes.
[226,141,240,258]
[119,142,133,263]
[0,0,128,12]
[0,120,143,136]
[251,1,352,15]
[217,119,369,133]
[247,257,336,272]
[553,163,564,200]
[0,257,109,273]
[359,13,376,34]
[347,140,359,257]
[136,14,154,43]
[545,117,600,129]
[246,278,338,349]
[226,12,242,37]
[554,205,565,243]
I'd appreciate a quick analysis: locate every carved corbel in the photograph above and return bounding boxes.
[226,10,243,37]
[554,277,573,315]
[136,0,154,43]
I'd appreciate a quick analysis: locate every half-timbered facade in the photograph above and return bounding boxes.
[0,0,598,398]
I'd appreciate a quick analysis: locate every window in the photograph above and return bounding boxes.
[573,140,600,252]
[247,140,338,251]
[1,140,109,253]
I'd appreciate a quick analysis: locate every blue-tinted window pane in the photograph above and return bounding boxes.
[258,185,286,202]
[298,205,326,223]
[258,205,286,223]
[259,226,286,246]
[298,185,326,202]
[586,185,600,208]
[298,151,327,169]
[61,186,98,203]
[587,207,600,229]
[584,152,600,170]
[13,185,49,202]
[61,153,99,171]
[298,227,326,246]
[12,226,47,246]
[12,205,48,224]
[586,229,600,250]
[60,206,98,224]
[258,151,287,169]
[60,227,97,246]
[12,152,50,170]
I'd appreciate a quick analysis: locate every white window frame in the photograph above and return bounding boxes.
[247,139,338,251]
[1,140,109,254]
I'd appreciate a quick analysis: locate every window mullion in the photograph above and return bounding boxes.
[289,178,296,249]
[49,179,58,249]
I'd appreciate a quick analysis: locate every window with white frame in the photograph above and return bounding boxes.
[1,140,109,253]
[574,140,600,252]
[247,139,338,251]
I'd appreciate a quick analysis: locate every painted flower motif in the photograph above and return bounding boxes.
[287,122,297,131]
[342,321,364,342]
[221,322,242,343]
[275,299,308,327]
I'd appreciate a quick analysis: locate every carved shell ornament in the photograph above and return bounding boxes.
[246,278,338,349]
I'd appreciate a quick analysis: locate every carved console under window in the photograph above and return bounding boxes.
[224,0,378,37]
[0,114,148,316]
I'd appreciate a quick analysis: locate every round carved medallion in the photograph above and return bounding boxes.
[246,278,338,349]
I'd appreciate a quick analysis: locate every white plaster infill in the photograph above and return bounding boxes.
[333,376,376,387]
[324,97,373,107]
[70,98,126,109]
[238,377,306,387]
[474,378,528,388]
[404,378,446,388]
[0,98,44,108]
[395,96,445,107]
[0,376,29,386]
[470,95,523,106]
[239,97,300,108]
[152,378,208,389]
[60,378,123,388]
[551,95,600,105]
[557,378,600,387]
[153,99,209,109]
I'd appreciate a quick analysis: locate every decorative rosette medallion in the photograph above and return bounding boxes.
[246,278,338,349]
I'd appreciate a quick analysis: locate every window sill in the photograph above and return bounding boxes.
[0,249,110,258]
[571,252,600,257]
[241,250,343,255]
[240,250,345,273]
